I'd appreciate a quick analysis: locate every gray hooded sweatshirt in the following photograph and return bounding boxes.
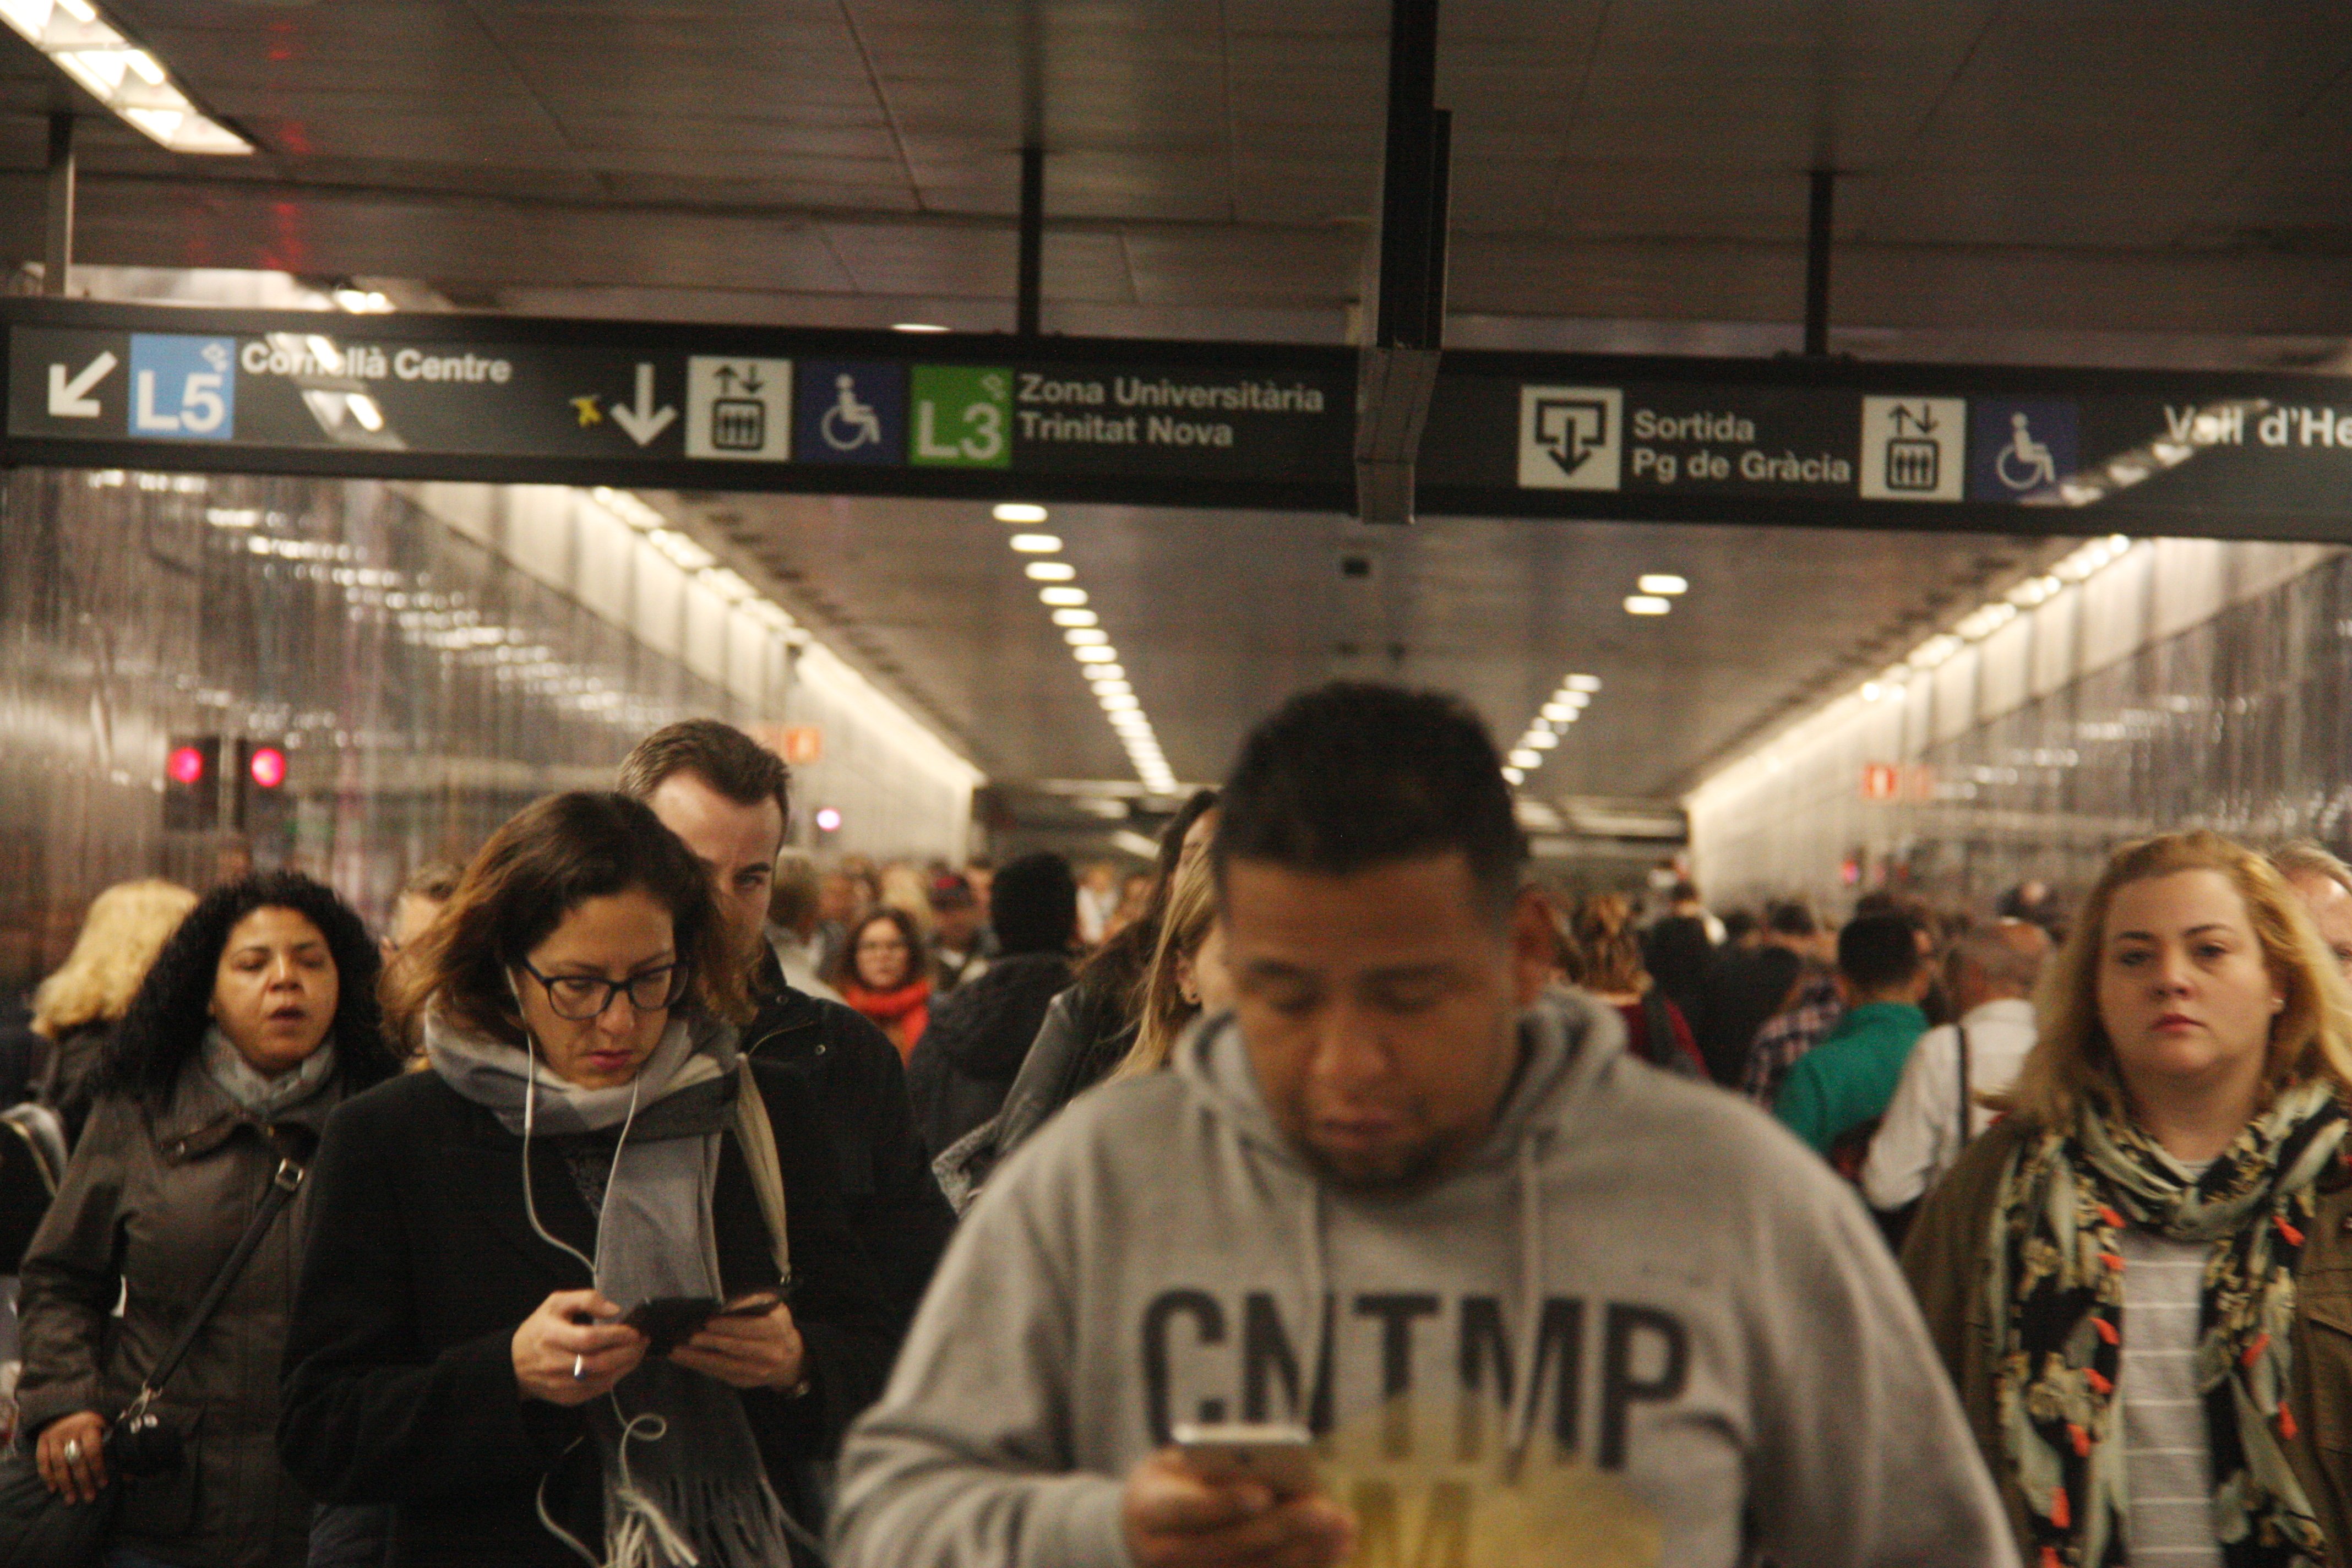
[833,990,2015,1568]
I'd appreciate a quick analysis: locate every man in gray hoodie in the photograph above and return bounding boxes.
[834,683,2015,1568]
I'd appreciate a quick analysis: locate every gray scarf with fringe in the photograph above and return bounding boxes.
[426,1010,798,1568]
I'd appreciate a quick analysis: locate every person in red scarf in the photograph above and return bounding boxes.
[837,908,930,1061]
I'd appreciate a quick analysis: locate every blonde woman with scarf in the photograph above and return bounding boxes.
[1903,830,2352,1568]
[280,792,894,1568]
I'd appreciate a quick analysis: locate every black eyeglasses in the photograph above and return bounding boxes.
[515,959,690,1022]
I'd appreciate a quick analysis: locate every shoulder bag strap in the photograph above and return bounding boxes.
[732,1059,792,1288]
[1954,1026,1972,1152]
[128,1147,304,1413]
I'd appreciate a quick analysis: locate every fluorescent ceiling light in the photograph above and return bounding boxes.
[1038,586,1087,606]
[1566,674,1602,692]
[1637,574,1689,595]
[1100,694,1140,711]
[1009,534,1060,553]
[1625,596,1672,616]
[345,394,384,432]
[334,287,395,314]
[1501,767,1525,785]
[1089,664,1124,681]
[1541,703,1572,722]
[1528,732,1559,749]
[1025,561,1076,582]
[994,503,1049,524]
[1065,628,1108,646]
[1074,646,1117,663]
[2,1,252,154]
[891,322,950,333]
[1053,609,1099,628]
[1507,749,1540,769]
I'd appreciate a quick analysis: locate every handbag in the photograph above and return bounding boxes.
[0,1147,307,1568]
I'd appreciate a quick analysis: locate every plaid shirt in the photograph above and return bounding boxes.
[1741,971,1845,1107]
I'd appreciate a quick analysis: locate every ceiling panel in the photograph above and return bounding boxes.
[680,491,2053,799]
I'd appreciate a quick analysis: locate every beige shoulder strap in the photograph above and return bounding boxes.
[732,1058,791,1286]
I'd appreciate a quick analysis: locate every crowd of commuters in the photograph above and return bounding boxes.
[4,686,2352,1567]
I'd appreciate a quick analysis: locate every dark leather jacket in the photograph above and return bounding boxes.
[18,1059,340,1568]
[740,955,955,1336]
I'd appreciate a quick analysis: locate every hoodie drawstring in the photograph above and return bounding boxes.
[1297,1179,1329,1432]
[1505,1132,1547,1478]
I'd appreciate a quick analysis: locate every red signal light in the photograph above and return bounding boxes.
[247,745,288,790]
[168,745,206,786]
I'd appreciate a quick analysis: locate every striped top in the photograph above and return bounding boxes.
[2117,1227,2218,1565]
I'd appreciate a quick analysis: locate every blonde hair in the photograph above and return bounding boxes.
[31,879,199,1037]
[1569,894,1648,996]
[1997,830,2352,1129]
[1110,852,1218,1081]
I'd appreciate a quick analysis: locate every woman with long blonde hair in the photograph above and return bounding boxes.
[29,878,197,1144]
[1110,850,1230,1081]
[1903,830,2352,1568]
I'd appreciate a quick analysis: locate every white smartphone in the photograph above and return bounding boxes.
[1171,1422,1318,1499]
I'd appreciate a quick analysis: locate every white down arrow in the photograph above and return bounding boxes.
[609,363,677,445]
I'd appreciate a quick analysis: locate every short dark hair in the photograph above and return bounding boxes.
[386,792,749,1045]
[1838,913,1923,994]
[617,719,790,826]
[1213,683,1524,922]
[990,852,1077,955]
[1763,900,1819,938]
[98,871,399,1114]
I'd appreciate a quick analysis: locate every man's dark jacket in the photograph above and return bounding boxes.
[742,953,956,1335]
[903,952,1075,1162]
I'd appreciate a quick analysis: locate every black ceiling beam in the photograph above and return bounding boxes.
[1356,0,1451,526]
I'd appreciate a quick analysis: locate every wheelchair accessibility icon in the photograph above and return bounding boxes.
[1996,412,2057,492]
[821,375,884,452]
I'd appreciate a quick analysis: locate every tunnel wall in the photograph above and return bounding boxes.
[0,466,976,995]
[1685,535,2348,918]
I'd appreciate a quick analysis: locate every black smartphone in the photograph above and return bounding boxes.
[625,1295,723,1357]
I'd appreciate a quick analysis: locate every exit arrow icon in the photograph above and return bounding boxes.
[48,351,117,417]
[609,362,677,446]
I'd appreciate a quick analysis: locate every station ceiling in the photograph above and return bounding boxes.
[4,3,2347,810]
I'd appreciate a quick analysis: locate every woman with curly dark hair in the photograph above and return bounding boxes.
[15,869,397,1568]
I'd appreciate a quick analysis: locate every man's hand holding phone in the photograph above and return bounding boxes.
[1122,1425,1354,1568]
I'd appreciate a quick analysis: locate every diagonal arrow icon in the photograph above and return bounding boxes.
[48,351,117,417]
[609,362,677,446]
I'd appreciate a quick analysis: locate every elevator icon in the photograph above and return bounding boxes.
[1859,396,1966,501]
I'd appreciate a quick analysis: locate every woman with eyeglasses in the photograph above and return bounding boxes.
[278,792,893,1568]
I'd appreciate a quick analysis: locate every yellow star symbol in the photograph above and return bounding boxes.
[571,395,602,427]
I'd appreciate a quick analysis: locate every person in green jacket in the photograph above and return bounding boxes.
[1776,913,1932,1154]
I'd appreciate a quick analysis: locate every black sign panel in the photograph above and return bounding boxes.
[12,299,2352,542]
[1,301,1355,510]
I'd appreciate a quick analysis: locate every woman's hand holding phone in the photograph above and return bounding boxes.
[511,1289,646,1406]
[669,1291,803,1392]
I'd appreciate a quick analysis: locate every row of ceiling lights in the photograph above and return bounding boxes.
[2,0,249,153]
[1624,573,1689,617]
[1501,673,1604,787]
[992,503,1179,794]
[1856,534,2132,705]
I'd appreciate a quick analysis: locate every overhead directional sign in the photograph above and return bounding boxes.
[12,298,2352,542]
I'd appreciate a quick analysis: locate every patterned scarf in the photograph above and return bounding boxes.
[1988,1078,2346,1567]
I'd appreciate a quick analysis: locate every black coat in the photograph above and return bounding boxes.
[739,959,955,1335]
[277,1060,896,1568]
[904,952,1075,1160]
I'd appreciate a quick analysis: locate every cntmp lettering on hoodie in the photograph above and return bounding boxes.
[1141,1287,1687,1468]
